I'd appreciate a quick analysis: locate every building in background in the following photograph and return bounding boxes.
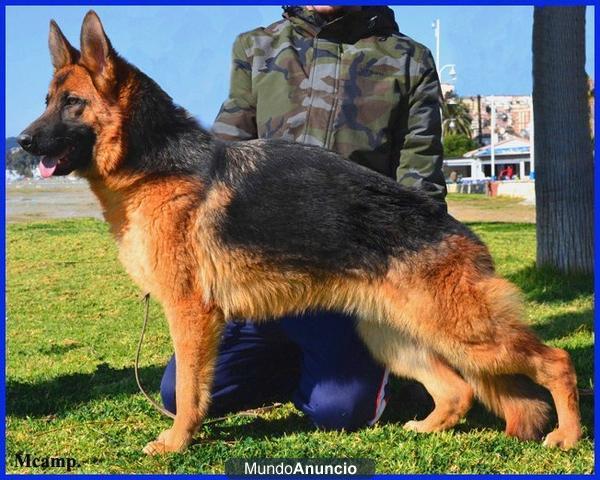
[443,137,532,181]
[462,95,533,145]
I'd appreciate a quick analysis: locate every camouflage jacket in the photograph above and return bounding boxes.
[213,6,446,202]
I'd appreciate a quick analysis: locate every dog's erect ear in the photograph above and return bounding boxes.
[80,11,117,92]
[49,20,79,71]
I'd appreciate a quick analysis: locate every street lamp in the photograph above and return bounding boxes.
[439,64,457,82]
[433,20,459,142]
[432,20,457,84]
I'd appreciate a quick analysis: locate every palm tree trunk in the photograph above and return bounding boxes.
[533,6,593,274]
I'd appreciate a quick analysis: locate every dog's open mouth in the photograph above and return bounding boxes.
[39,146,74,178]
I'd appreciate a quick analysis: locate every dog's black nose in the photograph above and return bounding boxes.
[17,133,33,150]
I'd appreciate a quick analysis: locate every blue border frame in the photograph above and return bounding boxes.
[2,1,597,478]
[593,3,598,478]
[0,0,597,5]
[1,4,6,480]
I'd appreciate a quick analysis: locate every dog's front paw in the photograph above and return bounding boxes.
[543,427,581,450]
[142,428,192,455]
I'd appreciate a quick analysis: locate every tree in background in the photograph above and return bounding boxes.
[6,148,38,177]
[443,134,478,158]
[533,6,593,274]
[442,94,473,138]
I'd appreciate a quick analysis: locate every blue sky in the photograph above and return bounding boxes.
[5,5,595,137]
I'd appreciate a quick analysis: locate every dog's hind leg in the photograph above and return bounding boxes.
[514,343,581,449]
[143,296,224,455]
[372,238,579,447]
[357,322,473,433]
[539,355,581,448]
[434,275,581,449]
[476,278,580,448]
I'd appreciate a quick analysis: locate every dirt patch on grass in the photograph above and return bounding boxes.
[448,197,535,223]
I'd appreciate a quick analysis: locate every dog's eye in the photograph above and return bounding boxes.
[66,96,83,106]
[45,95,50,106]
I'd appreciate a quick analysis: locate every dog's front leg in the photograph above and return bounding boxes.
[143,297,223,455]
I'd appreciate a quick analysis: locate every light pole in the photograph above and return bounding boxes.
[433,20,459,143]
[432,20,457,81]
[432,19,440,74]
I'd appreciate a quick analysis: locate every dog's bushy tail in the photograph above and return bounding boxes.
[468,373,551,440]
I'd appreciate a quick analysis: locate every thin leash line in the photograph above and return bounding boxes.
[135,293,284,424]
[135,293,176,420]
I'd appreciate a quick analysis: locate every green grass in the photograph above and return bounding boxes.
[6,219,594,474]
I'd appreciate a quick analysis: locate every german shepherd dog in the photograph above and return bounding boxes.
[18,11,581,455]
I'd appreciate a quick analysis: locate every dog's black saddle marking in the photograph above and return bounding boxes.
[217,139,475,276]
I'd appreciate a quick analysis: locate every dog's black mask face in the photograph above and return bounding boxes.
[18,90,96,177]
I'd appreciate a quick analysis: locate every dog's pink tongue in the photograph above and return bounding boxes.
[39,157,58,178]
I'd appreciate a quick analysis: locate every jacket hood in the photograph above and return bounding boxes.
[282,6,399,43]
